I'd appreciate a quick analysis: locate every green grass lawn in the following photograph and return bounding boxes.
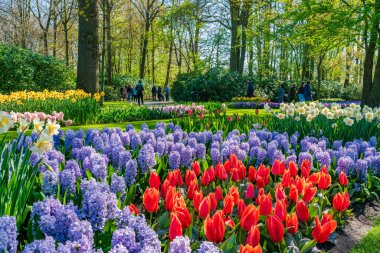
[350,218,380,253]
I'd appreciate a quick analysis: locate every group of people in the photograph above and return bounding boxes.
[120,81,170,106]
[151,85,170,102]
[278,81,313,103]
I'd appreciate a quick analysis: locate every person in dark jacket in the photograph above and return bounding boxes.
[304,81,313,101]
[136,80,144,106]
[247,80,254,97]
[165,85,170,101]
[151,85,157,101]
[157,86,163,101]
[127,85,132,102]
[278,84,285,103]
[297,82,305,102]
[289,84,296,101]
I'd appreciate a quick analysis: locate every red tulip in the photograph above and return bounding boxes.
[208,166,215,181]
[339,172,349,186]
[288,161,298,177]
[318,168,331,190]
[237,199,247,218]
[245,183,255,199]
[248,166,257,182]
[332,192,350,212]
[256,165,270,188]
[228,115,233,122]
[240,204,260,231]
[274,200,287,221]
[301,160,311,178]
[281,170,292,188]
[215,163,228,180]
[272,160,286,175]
[187,180,199,200]
[228,186,240,203]
[201,170,211,186]
[199,196,211,219]
[303,184,317,203]
[165,186,178,211]
[129,203,139,216]
[173,204,191,229]
[174,169,184,186]
[240,244,262,253]
[169,213,183,240]
[295,177,306,195]
[275,184,286,202]
[193,190,204,212]
[167,171,178,187]
[204,210,225,243]
[321,213,334,224]
[289,184,298,202]
[286,212,298,234]
[143,187,159,213]
[185,170,197,187]
[199,112,204,119]
[223,194,235,215]
[161,179,170,199]
[258,193,272,216]
[149,171,161,190]
[231,168,240,182]
[224,216,236,228]
[307,172,320,185]
[312,216,337,243]
[215,186,223,201]
[296,200,310,222]
[266,215,284,243]
[192,161,201,176]
[246,225,260,247]
[238,164,247,181]
[209,193,217,210]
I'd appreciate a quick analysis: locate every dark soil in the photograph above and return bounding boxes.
[319,201,380,253]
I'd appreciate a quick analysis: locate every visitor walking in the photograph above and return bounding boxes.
[297,82,305,102]
[151,85,157,101]
[127,85,132,102]
[304,81,313,101]
[289,84,296,101]
[165,85,170,101]
[136,80,144,106]
[278,84,285,103]
[247,80,254,97]
[157,86,163,101]
[120,87,125,101]
[132,86,137,102]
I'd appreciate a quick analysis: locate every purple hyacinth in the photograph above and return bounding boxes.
[0,216,17,253]
[298,152,313,167]
[125,159,138,186]
[22,236,56,253]
[138,144,156,174]
[72,138,84,149]
[210,148,222,165]
[111,227,137,251]
[315,151,331,168]
[169,151,181,170]
[181,146,194,167]
[41,171,58,196]
[356,159,368,182]
[83,153,108,180]
[369,136,377,148]
[198,241,220,253]
[111,173,126,195]
[80,179,118,231]
[337,156,355,175]
[67,220,94,245]
[110,244,129,253]
[196,144,206,160]
[156,141,166,157]
[169,236,191,253]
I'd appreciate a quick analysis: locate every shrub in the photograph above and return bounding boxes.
[171,68,247,102]
[0,44,75,92]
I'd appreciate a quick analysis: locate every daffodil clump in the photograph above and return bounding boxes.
[0,90,104,125]
[264,102,380,141]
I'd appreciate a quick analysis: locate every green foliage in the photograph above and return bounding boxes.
[318,81,362,101]
[0,44,75,92]
[171,68,247,102]
[351,218,380,253]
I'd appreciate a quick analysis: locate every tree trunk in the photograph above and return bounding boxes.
[106,0,112,86]
[140,17,150,79]
[77,0,99,93]
[64,22,70,65]
[53,15,57,57]
[165,40,173,86]
[43,30,48,55]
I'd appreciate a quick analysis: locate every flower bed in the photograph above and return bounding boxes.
[0,121,379,252]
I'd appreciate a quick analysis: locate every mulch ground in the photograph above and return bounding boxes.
[320,201,380,253]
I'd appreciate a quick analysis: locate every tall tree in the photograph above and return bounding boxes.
[77,0,99,93]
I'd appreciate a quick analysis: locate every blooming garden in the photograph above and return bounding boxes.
[0,92,379,253]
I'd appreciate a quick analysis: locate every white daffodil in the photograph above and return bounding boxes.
[30,133,52,154]
[18,118,29,133]
[356,113,363,121]
[0,112,14,134]
[44,119,60,136]
[277,113,285,119]
[365,112,374,122]
[33,118,44,133]
[343,117,354,126]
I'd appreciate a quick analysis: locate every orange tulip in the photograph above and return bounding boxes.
[289,184,298,202]
[223,194,235,215]
[240,204,260,231]
[240,244,262,253]
[318,166,331,190]
[161,179,170,199]
[266,215,284,243]
[339,172,349,186]
[286,212,298,234]
[165,186,178,211]
[332,192,350,212]
[143,187,159,213]
[193,190,204,212]
[303,184,317,203]
[312,216,337,243]
[204,210,225,243]
[199,196,211,219]
[246,225,260,247]
[185,170,197,187]
[296,200,310,222]
[169,213,183,240]
[187,180,199,200]
[149,171,161,190]
[288,161,298,177]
